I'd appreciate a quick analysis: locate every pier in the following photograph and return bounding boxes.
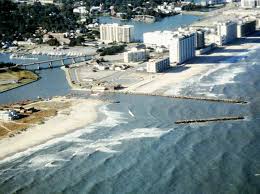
[175,116,245,124]
[123,91,248,104]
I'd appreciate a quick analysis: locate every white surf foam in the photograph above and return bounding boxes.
[0,104,128,165]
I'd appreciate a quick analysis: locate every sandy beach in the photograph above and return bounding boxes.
[121,38,257,95]
[0,97,104,159]
[124,64,210,94]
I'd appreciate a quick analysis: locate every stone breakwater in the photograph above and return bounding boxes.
[175,116,245,124]
[116,91,248,104]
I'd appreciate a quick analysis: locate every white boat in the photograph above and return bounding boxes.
[128,109,134,117]
[10,53,38,60]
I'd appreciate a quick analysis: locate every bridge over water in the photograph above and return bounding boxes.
[19,55,91,70]
[0,55,91,71]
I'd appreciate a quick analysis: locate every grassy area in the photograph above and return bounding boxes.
[0,98,72,138]
[0,70,38,93]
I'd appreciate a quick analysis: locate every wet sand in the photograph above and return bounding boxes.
[0,98,104,159]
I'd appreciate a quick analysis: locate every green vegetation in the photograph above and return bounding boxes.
[86,30,100,40]
[97,45,126,56]
[0,0,79,42]
[69,36,85,46]
[182,4,208,11]
[82,0,175,9]
[46,38,60,46]
[0,62,38,92]
[0,62,16,68]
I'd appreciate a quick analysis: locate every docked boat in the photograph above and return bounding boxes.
[10,53,38,60]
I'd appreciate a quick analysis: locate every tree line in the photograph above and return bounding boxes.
[0,0,79,42]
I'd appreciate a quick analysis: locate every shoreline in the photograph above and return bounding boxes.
[0,97,105,160]
[65,34,259,98]
[0,76,40,94]
[0,70,40,94]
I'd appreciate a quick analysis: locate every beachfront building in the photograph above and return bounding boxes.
[34,0,54,4]
[237,20,256,37]
[143,28,205,50]
[73,6,88,15]
[147,57,170,73]
[217,21,237,45]
[194,30,205,49]
[169,32,196,65]
[100,23,134,43]
[0,110,20,121]
[124,48,149,63]
[143,31,176,48]
[241,0,260,8]
[0,111,12,121]
[208,0,225,4]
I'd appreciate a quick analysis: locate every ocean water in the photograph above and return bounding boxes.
[0,34,260,194]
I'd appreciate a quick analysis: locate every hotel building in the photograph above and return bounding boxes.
[237,20,256,37]
[169,32,196,64]
[143,31,176,48]
[241,0,260,8]
[100,23,134,43]
[147,57,170,73]
[124,48,149,63]
[217,21,237,45]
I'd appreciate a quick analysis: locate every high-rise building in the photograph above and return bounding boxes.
[257,0,260,7]
[195,30,205,49]
[241,0,259,8]
[169,32,195,65]
[143,31,176,48]
[124,48,149,63]
[217,21,237,45]
[143,28,205,50]
[147,57,170,73]
[237,20,256,37]
[100,23,134,43]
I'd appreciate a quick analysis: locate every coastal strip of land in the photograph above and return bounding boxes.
[0,97,104,160]
[0,69,39,93]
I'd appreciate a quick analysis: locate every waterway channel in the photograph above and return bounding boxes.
[0,14,201,104]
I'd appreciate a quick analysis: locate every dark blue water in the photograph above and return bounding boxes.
[99,15,201,41]
[0,26,260,194]
[0,39,260,193]
[0,53,71,103]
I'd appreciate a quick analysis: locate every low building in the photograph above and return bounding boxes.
[208,0,225,4]
[157,2,175,14]
[147,57,170,73]
[0,111,11,121]
[73,6,88,15]
[0,110,20,121]
[237,20,256,38]
[124,48,149,63]
[205,33,222,45]
[34,0,54,4]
